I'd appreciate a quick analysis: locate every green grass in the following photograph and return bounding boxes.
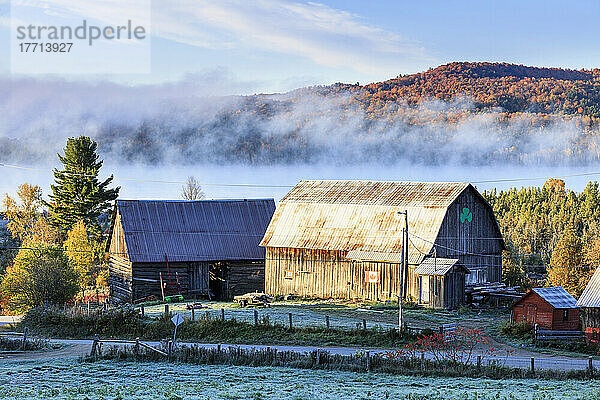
[20,307,411,348]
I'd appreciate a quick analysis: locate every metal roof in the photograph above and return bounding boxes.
[413,258,468,276]
[261,180,474,263]
[577,267,600,307]
[532,287,577,308]
[113,199,275,263]
[346,250,404,264]
[281,180,470,207]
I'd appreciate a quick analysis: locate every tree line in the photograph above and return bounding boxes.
[484,178,600,297]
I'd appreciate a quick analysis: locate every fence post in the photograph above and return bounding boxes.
[315,349,320,365]
[221,308,225,321]
[191,308,195,322]
[530,357,535,373]
[362,319,367,330]
[135,338,140,355]
[534,324,538,344]
[91,337,99,357]
[164,304,169,318]
[21,328,28,350]
[217,344,221,353]
[366,351,371,371]
[288,313,293,330]
[420,352,425,370]
[589,357,594,375]
[477,355,482,370]
[140,305,145,317]
[254,309,259,325]
[325,315,330,330]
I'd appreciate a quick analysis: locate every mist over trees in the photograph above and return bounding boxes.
[3,62,600,167]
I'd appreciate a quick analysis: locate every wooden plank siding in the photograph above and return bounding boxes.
[582,308,600,330]
[108,255,133,302]
[265,248,402,301]
[265,248,466,307]
[227,261,265,297]
[433,188,503,283]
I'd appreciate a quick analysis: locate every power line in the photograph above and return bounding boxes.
[0,163,294,189]
[472,171,600,184]
[6,161,600,188]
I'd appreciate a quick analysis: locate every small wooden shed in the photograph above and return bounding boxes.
[412,258,470,309]
[511,287,579,331]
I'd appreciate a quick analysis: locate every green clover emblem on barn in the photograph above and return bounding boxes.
[460,207,472,223]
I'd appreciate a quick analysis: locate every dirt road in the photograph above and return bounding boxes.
[0,337,593,372]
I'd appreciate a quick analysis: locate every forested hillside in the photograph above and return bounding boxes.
[320,62,600,120]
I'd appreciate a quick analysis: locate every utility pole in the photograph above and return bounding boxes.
[403,209,408,299]
[397,210,408,336]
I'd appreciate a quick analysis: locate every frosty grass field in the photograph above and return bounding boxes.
[2,358,600,400]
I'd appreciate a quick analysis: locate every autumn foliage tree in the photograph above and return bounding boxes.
[3,183,56,244]
[547,229,591,297]
[0,242,79,314]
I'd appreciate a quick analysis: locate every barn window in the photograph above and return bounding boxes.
[563,310,568,321]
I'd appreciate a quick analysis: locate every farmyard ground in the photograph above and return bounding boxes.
[1,358,600,400]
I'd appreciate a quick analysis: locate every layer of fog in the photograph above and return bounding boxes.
[2,75,600,167]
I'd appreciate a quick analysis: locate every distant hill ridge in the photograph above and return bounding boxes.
[315,62,600,117]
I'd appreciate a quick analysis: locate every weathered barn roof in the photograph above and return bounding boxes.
[261,180,502,264]
[345,250,404,264]
[577,267,600,308]
[413,258,469,276]
[110,199,276,263]
[518,287,578,309]
[281,180,469,207]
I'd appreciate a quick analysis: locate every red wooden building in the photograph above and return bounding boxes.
[511,287,579,331]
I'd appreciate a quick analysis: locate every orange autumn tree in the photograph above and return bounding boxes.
[547,228,591,297]
[64,220,108,296]
[3,183,57,244]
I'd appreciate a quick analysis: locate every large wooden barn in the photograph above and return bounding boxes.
[107,199,276,303]
[260,180,505,309]
[577,267,600,336]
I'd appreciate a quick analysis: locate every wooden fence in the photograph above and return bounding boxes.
[141,304,450,334]
[90,338,168,357]
[534,325,584,342]
[0,328,29,350]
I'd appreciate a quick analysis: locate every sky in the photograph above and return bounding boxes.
[1,0,600,200]
[1,0,599,92]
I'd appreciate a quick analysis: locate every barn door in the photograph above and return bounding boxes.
[526,304,537,324]
[188,262,209,296]
[419,276,430,304]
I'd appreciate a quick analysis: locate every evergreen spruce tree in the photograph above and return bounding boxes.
[47,136,120,237]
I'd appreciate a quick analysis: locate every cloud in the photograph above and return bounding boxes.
[13,0,432,75]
